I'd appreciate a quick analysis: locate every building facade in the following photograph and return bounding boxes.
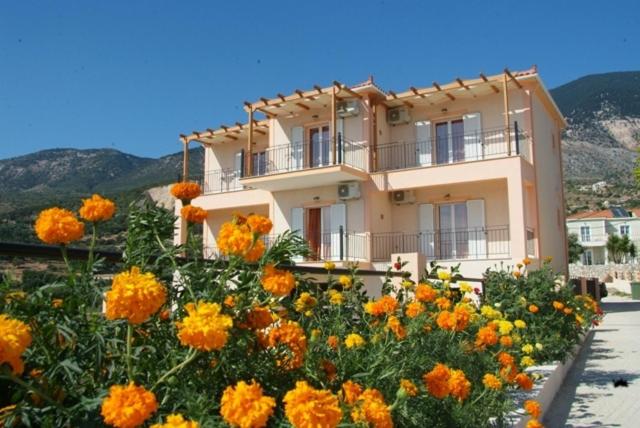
[174,67,568,279]
[567,208,640,265]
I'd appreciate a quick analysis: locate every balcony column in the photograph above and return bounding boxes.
[331,86,337,164]
[182,138,189,181]
[507,172,527,263]
[173,200,188,246]
[247,106,254,177]
[503,73,511,155]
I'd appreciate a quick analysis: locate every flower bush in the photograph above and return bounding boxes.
[0,196,602,427]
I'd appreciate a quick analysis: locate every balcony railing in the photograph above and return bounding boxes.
[374,126,530,172]
[250,138,368,177]
[202,168,244,194]
[370,226,510,262]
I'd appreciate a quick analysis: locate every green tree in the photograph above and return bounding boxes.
[607,233,635,264]
[635,147,640,187]
[567,233,584,263]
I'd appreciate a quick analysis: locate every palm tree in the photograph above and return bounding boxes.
[606,234,635,264]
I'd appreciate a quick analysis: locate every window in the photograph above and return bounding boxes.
[308,124,331,167]
[435,119,465,164]
[582,250,593,265]
[620,225,630,236]
[438,203,468,259]
[252,151,267,176]
[580,226,591,242]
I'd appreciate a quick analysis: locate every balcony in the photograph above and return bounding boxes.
[240,139,370,192]
[374,127,530,173]
[201,168,243,195]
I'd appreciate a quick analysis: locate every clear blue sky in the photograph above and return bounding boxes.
[1,0,638,160]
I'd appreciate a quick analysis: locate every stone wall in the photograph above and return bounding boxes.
[569,263,640,282]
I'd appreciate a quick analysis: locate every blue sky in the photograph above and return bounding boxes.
[1,0,638,160]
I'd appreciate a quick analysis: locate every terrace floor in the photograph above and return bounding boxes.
[544,296,640,427]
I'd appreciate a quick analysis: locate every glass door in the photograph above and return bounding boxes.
[435,119,466,164]
[438,203,469,259]
[435,122,449,164]
[309,125,331,167]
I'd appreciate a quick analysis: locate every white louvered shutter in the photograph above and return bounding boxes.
[290,126,304,171]
[419,204,435,258]
[415,121,432,166]
[291,207,304,262]
[466,199,486,258]
[330,203,346,261]
[463,112,482,161]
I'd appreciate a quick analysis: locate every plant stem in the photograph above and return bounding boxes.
[88,222,97,269]
[0,372,61,409]
[60,245,75,285]
[151,349,198,392]
[126,324,134,381]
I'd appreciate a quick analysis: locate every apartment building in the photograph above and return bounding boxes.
[567,207,640,265]
[174,66,568,278]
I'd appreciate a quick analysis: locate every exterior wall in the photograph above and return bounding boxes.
[567,217,640,265]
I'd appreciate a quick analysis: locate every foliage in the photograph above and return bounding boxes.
[606,234,636,264]
[567,233,584,264]
[0,201,602,427]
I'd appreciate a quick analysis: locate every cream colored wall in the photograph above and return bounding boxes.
[531,90,567,272]
[205,134,268,172]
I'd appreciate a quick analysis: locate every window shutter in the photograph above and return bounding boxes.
[337,118,345,164]
[463,112,482,161]
[415,121,432,166]
[291,207,305,262]
[466,199,486,258]
[291,126,304,170]
[330,203,346,261]
[419,204,435,257]
[233,151,243,191]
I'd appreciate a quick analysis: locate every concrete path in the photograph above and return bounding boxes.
[544,296,640,427]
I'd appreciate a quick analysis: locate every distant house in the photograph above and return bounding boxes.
[567,207,640,265]
[175,67,568,279]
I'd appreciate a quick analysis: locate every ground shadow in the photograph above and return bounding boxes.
[600,301,640,314]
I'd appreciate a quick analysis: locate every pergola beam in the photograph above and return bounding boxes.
[333,80,363,99]
[504,68,523,89]
[480,73,500,93]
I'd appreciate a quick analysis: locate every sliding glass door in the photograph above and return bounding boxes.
[438,203,469,259]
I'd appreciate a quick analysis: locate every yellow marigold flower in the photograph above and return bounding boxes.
[480,305,502,319]
[524,399,542,418]
[514,319,527,329]
[327,335,340,349]
[386,315,406,340]
[345,333,366,348]
[475,325,498,348]
[364,295,398,316]
[400,379,418,397]
[261,265,296,296]
[101,383,157,428]
[283,381,342,428]
[340,380,363,405]
[552,301,564,311]
[268,321,307,369]
[482,374,502,390]
[176,301,233,351]
[338,275,352,289]
[515,372,534,390]
[498,320,514,336]
[401,279,413,288]
[170,182,201,201]
[544,255,553,263]
[150,414,199,428]
[79,194,116,222]
[0,315,32,374]
[437,270,451,281]
[246,306,274,330]
[323,261,336,271]
[405,301,425,318]
[34,207,85,245]
[294,292,317,313]
[180,205,207,224]
[423,363,450,399]
[513,271,522,279]
[328,289,343,305]
[351,388,393,428]
[526,419,544,428]
[521,356,535,367]
[535,342,544,351]
[246,214,272,235]
[448,369,471,401]
[575,314,585,324]
[528,304,539,313]
[415,283,437,302]
[522,344,534,354]
[105,267,166,324]
[220,380,276,428]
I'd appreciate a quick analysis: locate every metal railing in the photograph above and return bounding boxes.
[370,226,510,262]
[202,168,244,194]
[526,227,536,257]
[374,126,530,172]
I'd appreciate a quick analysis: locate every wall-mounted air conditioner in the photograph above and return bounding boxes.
[387,106,411,125]
[338,182,361,200]
[391,190,416,205]
[337,100,360,118]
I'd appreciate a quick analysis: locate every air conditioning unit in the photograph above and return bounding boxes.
[391,190,416,205]
[338,182,361,200]
[387,106,411,125]
[337,100,360,118]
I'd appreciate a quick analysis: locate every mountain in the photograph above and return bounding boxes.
[550,71,640,184]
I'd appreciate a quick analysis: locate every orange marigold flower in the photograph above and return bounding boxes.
[261,264,296,296]
[482,374,502,390]
[0,315,32,374]
[159,309,171,321]
[180,205,207,223]
[563,307,573,315]
[217,220,265,262]
[400,379,419,397]
[513,271,522,279]
[341,380,363,405]
[321,359,337,381]
[448,369,471,401]
[415,283,437,302]
[267,321,307,369]
[552,301,565,311]
[79,194,116,222]
[423,363,451,399]
[405,301,425,318]
[497,352,515,367]
[515,372,533,390]
[524,400,541,418]
[34,207,85,245]
[435,297,451,310]
[244,239,265,262]
[52,298,64,308]
[526,419,544,428]
[523,257,532,266]
[528,304,539,313]
[327,335,340,349]
[364,295,398,316]
[351,388,393,428]
[246,214,272,235]
[101,383,157,428]
[283,381,342,428]
[170,182,202,201]
[105,267,166,324]
[223,295,235,308]
[150,414,199,428]
[246,306,274,330]
[436,304,471,332]
[220,380,276,428]
[386,315,406,340]
[176,301,233,351]
[500,363,518,383]
[499,335,513,348]
[475,325,499,348]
